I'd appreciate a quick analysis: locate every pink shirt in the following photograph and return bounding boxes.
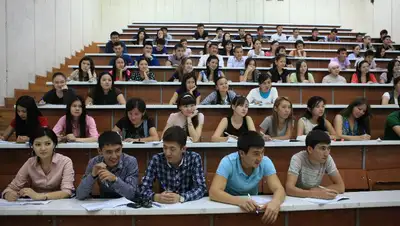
[53,115,99,138]
[2,153,75,197]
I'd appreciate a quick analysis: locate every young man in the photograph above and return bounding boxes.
[209,131,285,225]
[330,47,350,70]
[270,25,287,41]
[214,27,224,41]
[193,23,209,40]
[287,28,303,41]
[76,131,139,200]
[382,35,395,51]
[355,49,377,69]
[161,27,173,40]
[105,31,127,53]
[108,42,134,66]
[285,130,345,199]
[166,44,185,66]
[254,26,269,42]
[197,43,224,67]
[227,46,247,68]
[180,38,192,57]
[135,41,160,66]
[153,38,167,54]
[140,126,206,203]
[384,111,400,140]
[308,28,323,42]
[234,28,246,41]
[325,28,340,42]
[355,33,363,43]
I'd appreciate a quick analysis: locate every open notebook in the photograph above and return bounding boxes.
[304,195,349,205]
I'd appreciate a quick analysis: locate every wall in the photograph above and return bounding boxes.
[0,0,102,106]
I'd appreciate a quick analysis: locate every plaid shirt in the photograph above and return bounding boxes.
[140,151,206,202]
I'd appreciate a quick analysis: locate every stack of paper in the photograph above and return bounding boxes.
[81,197,132,211]
[304,195,349,205]
[0,199,52,206]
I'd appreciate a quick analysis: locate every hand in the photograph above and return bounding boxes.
[38,100,46,105]
[246,65,255,72]
[4,191,19,202]
[228,135,238,140]
[57,135,67,143]
[188,110,198,119]
[144,53,151,58]
[261,200,281,224]
[189,85,197,94]
[66,134,76,142]
[0,135,4,141]
[98,169,117,183]
[310,187,338,200]
[367,81,374,84]
[263,134,272,141]
[124,138,135,142]
[360,134,371,140]
[19,188,43,200]
[238,199,260,212]
[155,192,180,204]
[122,66,128,72]
[92,162,107,177]
[61,84,68,90]
[329,135,336,140]
[16,136,29,143]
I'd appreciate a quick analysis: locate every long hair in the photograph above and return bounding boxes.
[78,56,95,81]
[65,96,87,138]
[303,96,326,131]
[214,76,232,105]
[356,60,372,83]
[111,56,129,81]
[271,97,293,136]
[243,34,253,47]
[230,95,249,117]
[180,73,199,94]
[175,58,194,82]
[202,41,212,55]
[385,59,400,84]
[177,93,199,134]
[15,96,44,137]
[295,60,310,82]
[205,55,221,82]
[340,97,371,135]
[221,33,231,47]
[125,97,148,120]
[221,40,234,55]
[135,30,148,45]
[93,72,116,104]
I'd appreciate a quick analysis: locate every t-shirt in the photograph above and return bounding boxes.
[167,55,183,66]
[259,116,289,137]
[216,152,276,195]
[115,117,155,139]
[288,150,337,189]
[350,73,377,83]
[247,49,265,58]
[152,46,167,54]
[193,31,209,40]
[166,112,205,131]
[288,73,315,83]
[109,54,134,66]
[88,88,123,105]
[246,87,278,105]
[287,35,304,41]
[10,116,48,136]
[322,74,347,83]
[135,55,160,66]
[270,33,287,41]
[384,111,400,140]
[330,57,350,70]
[42,89,76,105]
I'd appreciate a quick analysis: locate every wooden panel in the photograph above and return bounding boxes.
[56,149,91,174]
[0,149,31,174]
[263,172,286,194]
[365,146,400,170]
[0,174,17,191]
[205,148,236,172]
[288,209,356,226]
[333,86,364,104]
[332,169,368,190]
[136,215,209,226]
[214,213,284,226]
[367,169,400,190]
[0,216,53,226]
[57,216,132,226]
[329,146,362,169]
[301,86,332,104]
[359,207,400,226]
[126,86,162,104]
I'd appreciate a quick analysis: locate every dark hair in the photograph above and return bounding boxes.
[160,27,168,32]
[365,49,374,57]
[177,93,199,133]
[163,126,187,148]
[197,23,205,28]
[52,72,67,81]
[234,45,243,52]
[305,129,331,149]
[15,96,44,137]
[174,43,184,50]
[356,32,363,37]
[216,27,223,32]
[355,60,372,83]
[179,38,187,44]
[294,40,304,48]
[275,46,286,56]
[243,34,253,47]
[222,40,234,55]
[304,96,326,131]
[340,97,371,135]
[98,131,122,150]
[312,28,319,33]
[78,56,95,81]
[270,40,279,51]
[257,73,271,85]
[29,127,58,148]
[237,131,264,154]
[252,39,262,49]
[244,57,259,82]
[295,60,310,82]
[92,72,116,104]
[110,31,120,38]
[215,76,232,105]
[276,25,282,29]
[385,59,400,84]
[221,33,231,46]
[156,29,165,39]
[205,55,221,82]
[273,54,287,69]
[156,38,166,45]
[209,42,219,49]
[66,96,87,138]
[126,97,147,120]
[375,46,385,58]
[330,28,338,33]
[257,26,264,31]
[180,73,198,94]
[202,40,212,55]
[112,56,129,81]
[137,58,150,69]
[135,30,148,44]
[337,47,347,54]
[231,96,249,117]
[113,41,123,48]
[175,58,194,82]
[380,29,388,36]
[144,41,153,48]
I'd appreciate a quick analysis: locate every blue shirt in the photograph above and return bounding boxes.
[153,46,167,54]
[105,41,127,53]
[216,152,276,196]
[109,54,134,66]
[135,55,160,66]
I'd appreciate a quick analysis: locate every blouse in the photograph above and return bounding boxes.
[68,69,97,82]
[350,73,377,83]
[342,116,360,136]
[53,115,99,138]
[130,71,155,81]
[198,70,223,82]
[299,117,318,135]
[167,112,205,131]
[200,90,237,105]
[109,70,132,81]
[248,49,265,57]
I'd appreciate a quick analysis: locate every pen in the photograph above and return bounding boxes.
[247,194,259,214]
[152,202,162,208]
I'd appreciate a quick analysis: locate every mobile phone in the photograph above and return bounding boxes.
[289,139,300,142]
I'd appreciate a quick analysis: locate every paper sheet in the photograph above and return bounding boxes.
[304,195,349,205]
[227,137,238,143]
[251,196,272,206]
[81,197,132,211]
[0,199,52,206]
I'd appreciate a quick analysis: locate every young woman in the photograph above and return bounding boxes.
[260,96,294,141]
[351,60,377,83]
[220,32,231,47]
[360,35,375,51]
[247,39,264,57]
[240,58,261,82]
[112,97,159,142]
[322,61,347,83]
[53,96,99,143]
[85,72,126,105]
[275,45,292,67]
[169,73,201,105]
[153,29,168,45]
[246,73,278,105]
[130,58,155,81]
[201,76,237,105]
[288,60,315,83]
[380,59,400,84]
[68,56,96,82]
[269,54,289,83]
[333,97,371,141]
[381,76,400,105]
[375,46,386,58]
[265,40,279,57]
[199,40,212,55]
[0,96,48,143]
[1,127,74,202]
[242,34,254,48]
[163,93,204,142]
[211,96,256,142]
[39,72,76,105]
[134,30,147,45]
[348,45,361,60]
[219,40,234,56]
[168,58,194,82]
[297,96,337,138]
[197,55,224,82]
[109,56,132,81]
[288,40,307,57]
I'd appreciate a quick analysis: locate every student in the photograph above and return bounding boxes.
[270,25,287,41]
[330,48,350,70]
[108,42,134,66]
[85,72,126,105]
[269,54,290,83]
[0,96,48,142]
[220,32,232,47]
[161,26,173,40]
[243,34,254,48]
[333,97,371,141]
[351,60,377,83]
[285,130,345,199]
[180,38,192,56]
[213,27,224,41]
[227,45,247,67]
[164,94,204,142]
[105,31,127,53]
[198,55,224,82]
[200,40,211,55]
[297,96,337,138]
[287,28,303,41]
[166,43,185,66]
[380,59,400,84]
[382,35,395,51]
[219,40,234,56]
[322,62,347,83]
[109,56,132,81]
[289,40,307,57]
[360,35,375,51]
[135,41,160,66]
[209,131,285,224]
[264,40,279,57]
[288,60,315,83]
[381,77,400,105]
[308,28,323,42]
[247,39,265,57]
[193,23,208,40]
[355,49,377,69]
[254,26,269,42]
[170,74,201,105]
[374,46,386,58]
[234,28,246,41]
[275,45,293,67]
[75,131,139,200]
[152,38,167,54]
[130,58,156,81]
[240,57,261,82]
[1,127,74,201]
[53,96,98,143]
[141,126,206,203]
[153,29,168,45]
[39,72,76,105]
[168,58,194,82]
[356,33,363,43]
[68,56,97,82]
[325,28,340,42]
[383,110,400,140]
[134,30,147,45]
[379,29,388,43]
[113,98,159,142]
[198,43,224,67]
[247,74,278,105]
[201,77,237,105]
[260,96,294,141]
[211,96,256,142]
[347,45,361,60]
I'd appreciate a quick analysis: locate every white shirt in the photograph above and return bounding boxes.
[287,35,304,41]
[227,56,247,68]
[247,49,265,58]
[270,33,287,41]
[198,54,224,67]
[246,87,278,105]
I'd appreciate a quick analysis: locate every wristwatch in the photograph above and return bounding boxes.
[179,195,185,203]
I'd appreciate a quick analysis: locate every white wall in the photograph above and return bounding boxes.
[0,0,102,106]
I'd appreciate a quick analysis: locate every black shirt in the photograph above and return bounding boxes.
[89,88,122,105]
[308,36,323,41]
[269,67,290,83]
[224,116,249,137]
[115,117,155,139]
[42,88,76,105]
[193,31,209,40]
